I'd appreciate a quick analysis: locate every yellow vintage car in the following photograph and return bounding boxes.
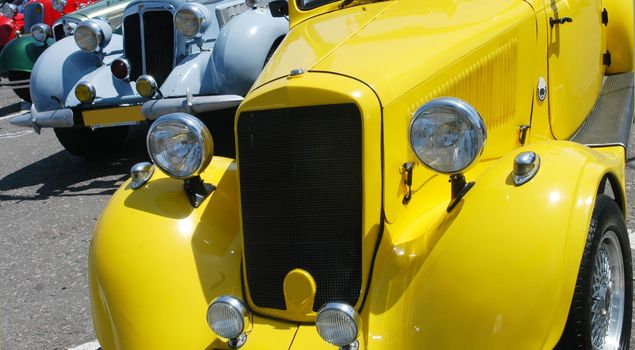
[89,0,635,348]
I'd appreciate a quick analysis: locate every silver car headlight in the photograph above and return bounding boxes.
[1,3,17,19]
[147,113,214,179]
[31,23,51,42]
[74,19,112,52]
[52,0,66,12]
[409,97,486,174]
[174,3,211,38]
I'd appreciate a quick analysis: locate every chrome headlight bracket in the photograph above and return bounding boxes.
[184,176,216,208]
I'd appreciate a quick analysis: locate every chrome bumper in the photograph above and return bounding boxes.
[9,104,74,133]
[141,94,244,120]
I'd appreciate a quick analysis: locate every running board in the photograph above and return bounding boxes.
[570,72,634,148]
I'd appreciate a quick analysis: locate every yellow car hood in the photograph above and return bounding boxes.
[254,0,535,106]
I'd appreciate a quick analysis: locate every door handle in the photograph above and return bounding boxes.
[550,17,573,28]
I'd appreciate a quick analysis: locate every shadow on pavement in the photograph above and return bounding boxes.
[0,125,151,201]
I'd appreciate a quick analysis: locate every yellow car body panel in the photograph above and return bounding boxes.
[89,0,633,348]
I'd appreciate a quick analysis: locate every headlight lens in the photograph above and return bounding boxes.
[409,97,486,174]
[74,19,111,52]
[52,0,66,12]
[206,296,250,340]
[111,58,130,81]
[147,113,213,179]
[1,4,17,18]
[31,23,51,42]
[174,3,210,38]
[74,81,96,103]
[316,303,361,347]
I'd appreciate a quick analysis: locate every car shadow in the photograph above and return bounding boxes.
[0,125,151,201]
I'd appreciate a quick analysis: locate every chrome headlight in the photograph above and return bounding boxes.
[316,303,361,347]
[207,296,251,340]
[52,0,66,12]
[1,3,17,19]
[147,113,214,179]
[174,3,211,38]
[31,23,51,42]
[74,19,112,52]
[409,97,486,174]
[135,75,158,98]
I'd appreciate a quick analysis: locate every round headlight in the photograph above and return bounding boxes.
[136,75,158,98]
[316,303,361,347]
[74,81,96,104]
[174,3,210,38]
[409,97,486,174]
[52,0,66,12]
[63,21,77,36]
[147,113,213,179]
[31,23,51,42]
[1,3,17,19]
[207,296,250,340]
[74,19,112,52]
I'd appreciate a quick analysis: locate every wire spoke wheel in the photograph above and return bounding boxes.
[556,194,632,350]
[590,231,625,349]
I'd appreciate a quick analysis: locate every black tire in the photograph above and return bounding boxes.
[556,194,632,349]
[54,126,129,158]
[7,70,31,103]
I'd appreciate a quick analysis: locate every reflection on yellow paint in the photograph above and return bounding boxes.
[177,217,194,237]
[549,191,561,204]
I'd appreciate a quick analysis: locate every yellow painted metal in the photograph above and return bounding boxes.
[543,0,604,139]
[82,105,143,127]
[90,157,244,349]
[238,72,382,322]
[363,142,625,349]
[604,0,635,73]
[89,0,633,347]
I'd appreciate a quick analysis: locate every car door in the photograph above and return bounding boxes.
[543,0,606,139]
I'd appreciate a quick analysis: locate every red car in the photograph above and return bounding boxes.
[0,0,96,49]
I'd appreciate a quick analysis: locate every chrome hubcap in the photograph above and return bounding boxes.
[591,231,624,350]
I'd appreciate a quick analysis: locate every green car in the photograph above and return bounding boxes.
[0,0,131,101]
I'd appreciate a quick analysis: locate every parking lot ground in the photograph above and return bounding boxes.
[0,84,633,349]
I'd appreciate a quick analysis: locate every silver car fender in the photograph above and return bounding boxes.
[212,8,288,96]
[30,35,124,112]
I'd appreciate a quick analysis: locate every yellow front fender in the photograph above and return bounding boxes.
[363,142,624,349]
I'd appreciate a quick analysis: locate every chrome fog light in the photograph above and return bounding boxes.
[147,113,213,179]
[174,3,211,38]
[75,81,96,104]
[409,97,486,174]
[31,23,51,42]
[207,296,251,344]
[1,4,17,19]
[316,303,361,347]
[130,162,154,189]
[135,75,158,98]
[74,19,112,52]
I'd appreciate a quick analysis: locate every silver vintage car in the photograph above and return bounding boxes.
[11,0,288,157]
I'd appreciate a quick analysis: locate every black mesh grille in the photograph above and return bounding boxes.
[123,14,142,80]
[53,24,65,41]
[237,104,362,311]
[143,11,173,86]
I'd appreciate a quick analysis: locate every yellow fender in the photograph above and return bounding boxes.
[363,141,625,349]
[89,157,247,349]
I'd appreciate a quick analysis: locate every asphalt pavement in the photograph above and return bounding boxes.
[0,85,633,349]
